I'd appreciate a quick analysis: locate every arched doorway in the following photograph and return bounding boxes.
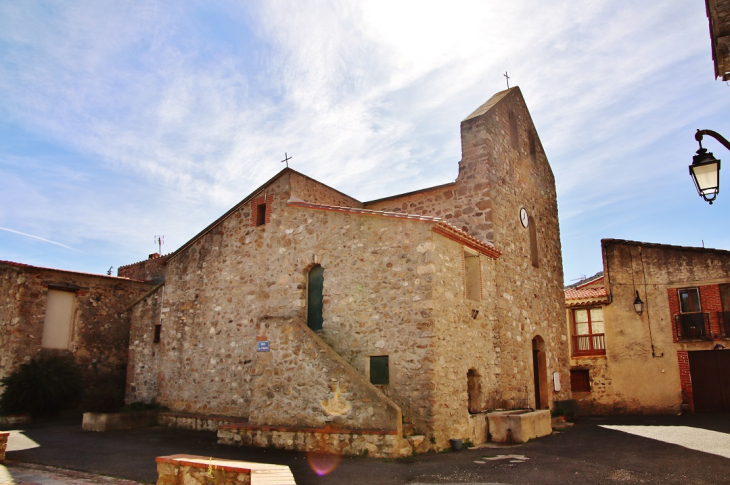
[307,265,324,330]
[532,336,549,409]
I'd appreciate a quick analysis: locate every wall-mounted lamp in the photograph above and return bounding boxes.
[691,130,730,204]
[633,291,644,316]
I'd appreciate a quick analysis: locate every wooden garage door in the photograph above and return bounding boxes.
[688,350,730,413]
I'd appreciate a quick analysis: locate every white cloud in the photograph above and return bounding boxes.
[0,0,728,279]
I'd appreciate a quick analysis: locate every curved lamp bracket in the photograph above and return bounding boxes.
[696,129,730,151]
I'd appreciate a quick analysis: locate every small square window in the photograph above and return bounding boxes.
[370,356,389,385]
[256,203,267,226]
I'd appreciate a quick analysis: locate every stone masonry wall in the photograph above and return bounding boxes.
[136,171,441,433]
[370,88,570,416]
[426,238,502,447]
[118,254,169,282]
[126,284,164,404]
[0,262,153,384]
[248,317,401,431]
[457,88,570,409]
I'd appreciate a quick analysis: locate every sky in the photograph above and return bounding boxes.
[0,1,729,285]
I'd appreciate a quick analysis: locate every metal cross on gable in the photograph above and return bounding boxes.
[504,71,510,89]
[281,152,292,168]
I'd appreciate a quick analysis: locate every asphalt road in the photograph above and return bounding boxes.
[4,414,730,484]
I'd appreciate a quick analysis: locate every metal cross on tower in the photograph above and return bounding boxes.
[504,71,510,89]
[281,152,292,168]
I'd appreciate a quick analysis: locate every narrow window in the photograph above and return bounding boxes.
[307,265,324,330]
[153,324,162,344]
[529,216,538,268]
[467,369,482,414]
[41,289,76,349]
[256,203,267,226]
[370,356,389,385]
[528,131,537,163]
[464,249,481,301]
[508,111,519,149]
[570,369,591,392]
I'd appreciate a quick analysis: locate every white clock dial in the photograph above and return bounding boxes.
[520,208,529,228]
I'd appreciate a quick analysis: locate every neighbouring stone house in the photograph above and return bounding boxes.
[565,238,730,414]
[123,87,571,456]
[0,260,155,385]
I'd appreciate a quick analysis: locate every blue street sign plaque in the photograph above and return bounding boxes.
[257,341,270,352]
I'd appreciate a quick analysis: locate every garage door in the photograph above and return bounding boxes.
[688,350,730,413]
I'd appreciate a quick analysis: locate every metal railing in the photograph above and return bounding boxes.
[572,333,606,356]
[718,311,730,339]
[674,312,712,341]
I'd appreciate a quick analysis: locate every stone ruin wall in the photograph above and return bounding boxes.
[0,263,153,383]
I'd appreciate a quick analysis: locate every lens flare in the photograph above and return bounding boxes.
[307,451,342,476]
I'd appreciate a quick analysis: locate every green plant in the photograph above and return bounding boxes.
[0,354,81,417]
[119,401,168,413]
[463,439,474,448]
[551,407,566,418]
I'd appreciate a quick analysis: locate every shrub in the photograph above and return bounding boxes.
[0,354,82,417]
[80,368,127,413]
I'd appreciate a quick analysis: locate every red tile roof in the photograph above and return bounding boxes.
[286,200,502,259]
[564,286,609,307]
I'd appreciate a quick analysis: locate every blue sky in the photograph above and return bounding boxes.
[1,1,728,284]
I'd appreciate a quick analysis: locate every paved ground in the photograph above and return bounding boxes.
[3,414,730,484]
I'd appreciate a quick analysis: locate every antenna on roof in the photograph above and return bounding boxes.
[107,266,113,275]
[570,274,587,282]
[154,235,164,255]
[281,152,292,168]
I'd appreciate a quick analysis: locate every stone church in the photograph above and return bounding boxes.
[120,87,570,455]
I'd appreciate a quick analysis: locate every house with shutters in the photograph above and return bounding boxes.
[119,87,571,457]
[565,239,730,414]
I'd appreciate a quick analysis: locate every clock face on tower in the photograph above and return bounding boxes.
[520,208,529,228]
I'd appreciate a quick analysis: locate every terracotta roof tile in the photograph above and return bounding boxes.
[564,286,609,307]
[565,287,607,300]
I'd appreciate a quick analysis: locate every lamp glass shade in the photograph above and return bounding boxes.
[634,301,643,315]
[690,150,720,202]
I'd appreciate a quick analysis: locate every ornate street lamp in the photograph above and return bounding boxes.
[691,130,730,204]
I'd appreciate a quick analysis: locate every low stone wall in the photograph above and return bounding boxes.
[218,424,407,458]
[0,432,8,462]
[467,413,489,445]
[0,415,31,427]
[487,410,552,444]
[82,411,158,432]
[156,454,295,485]
[159,412,249,432]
